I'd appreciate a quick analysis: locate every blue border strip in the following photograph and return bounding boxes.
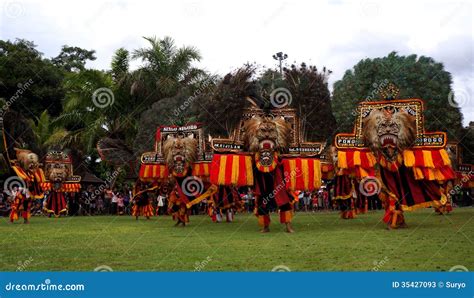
[0,272,472,298]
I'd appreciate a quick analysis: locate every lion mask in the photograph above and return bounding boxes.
[47,163,69,183]
[15,149,40,172]
[162,134,198,176]
[363,109,416,161]
[243,116,291,166]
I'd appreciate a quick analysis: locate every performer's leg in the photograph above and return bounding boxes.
[383,198,406,229]
[9,206,17,223]
[22,199,31,224]
[339,199,355,219]
[256,196,270,233]
[279,203,294,233]
[225,209,233,223]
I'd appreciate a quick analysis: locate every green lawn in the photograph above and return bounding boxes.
[0,208,472,271]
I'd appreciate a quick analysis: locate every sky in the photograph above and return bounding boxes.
[1,0,473,125]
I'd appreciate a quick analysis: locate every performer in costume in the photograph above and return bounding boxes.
[8,149,46,223]
[334,85,455,229]
[209,103,325,233]
[9,187,31,224]
[138,124,217,227]
[42,151,81,217]
[132,181,154,220]
[244,115,295,232]
[208,186,243,223]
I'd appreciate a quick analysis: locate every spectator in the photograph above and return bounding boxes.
[247,188,255,213]
[303,191,311,212]
[104,187,113,214]
[97,195,104,215]
[111,189,118,215]
[311,192,318,211]
[156,191,166,216]
[117,193,124,215]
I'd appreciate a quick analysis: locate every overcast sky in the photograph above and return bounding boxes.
[1,0,473,125]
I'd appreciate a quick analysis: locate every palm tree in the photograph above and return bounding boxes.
[130,36,206,101]
[28,110,69,155]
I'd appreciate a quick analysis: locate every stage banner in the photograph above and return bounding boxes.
[0,272,471,298]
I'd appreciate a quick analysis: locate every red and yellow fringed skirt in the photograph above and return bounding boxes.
[132,204,154,217]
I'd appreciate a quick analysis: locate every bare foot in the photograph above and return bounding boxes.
[285,223,294,233]
[260,226,270,233]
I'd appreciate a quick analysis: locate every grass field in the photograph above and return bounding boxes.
[0,208,472,271]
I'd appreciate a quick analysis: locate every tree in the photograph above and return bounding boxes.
[283,63,335,142]
[331,52,464,141]
[53,69,114,153]
[28,110,69,157]
[196,64,258,137]
[196,63,336,143]
[111,48,130,84]
[52,45,96,72]
[130,36,206,102]
[0,39,64,117]
[459,124,474,164]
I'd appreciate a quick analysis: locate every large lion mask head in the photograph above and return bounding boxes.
[363,108,416,161]
[15,149,40,172]
[162,134,198,176]
[48,163,69,183]
[243,116,291,166]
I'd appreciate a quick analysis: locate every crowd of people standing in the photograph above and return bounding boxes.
[0,183,386,219]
